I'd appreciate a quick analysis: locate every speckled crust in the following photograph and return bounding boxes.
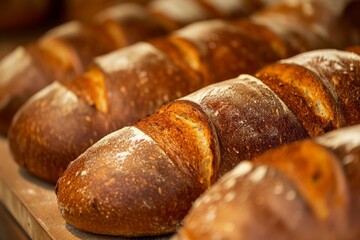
[136,100,221,187]
[0,0,271,136]
[0,21,115,135]
[282,50,360,126]
[182,75,309,177]
[9,0,360,182]
[56,126,206,236]
[9,17,285,182]
[56,47,360,236]
[166,19,284,85]
[174,125,360,240]
[55,75,307,236]
[256,49,360,136]
[9,42,201,183]
[9,82,113,183]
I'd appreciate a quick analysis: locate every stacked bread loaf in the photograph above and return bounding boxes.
[55,44,360,236]
[0,0,269,135]
[173,124,360,240]
[8,0,360,185]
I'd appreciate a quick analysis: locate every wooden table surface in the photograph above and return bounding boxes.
[0,136,172,240]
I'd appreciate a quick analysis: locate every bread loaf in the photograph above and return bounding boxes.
[9,0,359,183]
[0,0,269,135]
[55,48,360,236]
[173,124,360,240]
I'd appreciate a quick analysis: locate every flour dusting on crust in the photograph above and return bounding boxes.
[95,43,165,74]
[316,125,360,152]
[281,49,360,73]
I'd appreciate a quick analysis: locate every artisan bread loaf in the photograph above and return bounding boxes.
[55,48,360,236]
[0,0,268,135]
[255,49,360,136]
[173,124,360,240]
[9,0,359,183]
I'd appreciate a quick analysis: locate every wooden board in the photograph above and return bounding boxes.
[0,136,171,240]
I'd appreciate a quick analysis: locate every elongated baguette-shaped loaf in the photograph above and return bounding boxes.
[0,0,270,135]
[9,0,360,183]
[173,124,360,240]
[55,48,360,236]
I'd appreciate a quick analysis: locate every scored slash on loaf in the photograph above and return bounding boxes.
[0,0,274,135]
[173,125,360,239]
[8,0,360,183]
[55,47,360,236]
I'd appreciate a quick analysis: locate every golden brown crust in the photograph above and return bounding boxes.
[256,49,360,136]
[182,75,309,177]
[63,67,108,113]
[136,100,220,187]
[8,82,111,183]
[7,0,360,236]
[256,63,344,136]
[168,20,282,86]
[175,162,342,240]
[253,140,349,222]
[56,126,206,236]
[1,0,267,135]
[55,46,360,235]
[9,42,202,182]
[148,36,201,84]
[40,21,115,73]
[232,19,289,58]
[9,14,289,182]
[282,49,360,126]
[175,125,360,240]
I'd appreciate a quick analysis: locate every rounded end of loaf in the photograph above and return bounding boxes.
[56,126,205,236]
[8,82,112,183]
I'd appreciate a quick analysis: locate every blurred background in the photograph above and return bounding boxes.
[0,0,150,58]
